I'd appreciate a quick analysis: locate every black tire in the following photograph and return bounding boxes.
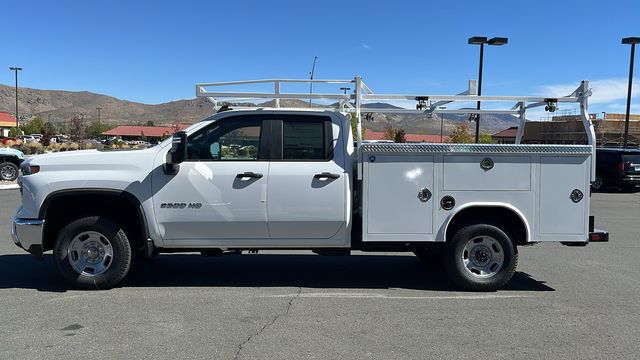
[591,175,604,191]
[53,216,132,290]
[0,161,19,181]
[444,223,518,291]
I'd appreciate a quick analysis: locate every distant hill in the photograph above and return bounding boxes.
[0,83,518,134]
[0,83,215,125]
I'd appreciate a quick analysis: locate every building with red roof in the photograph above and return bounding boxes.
[364,129,449,143]
[0,112,17,137]
[102,124,190,141]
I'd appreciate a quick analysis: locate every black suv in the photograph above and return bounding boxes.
[592,148,640,191]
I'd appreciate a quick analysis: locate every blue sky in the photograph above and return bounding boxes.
[2,0,639,120]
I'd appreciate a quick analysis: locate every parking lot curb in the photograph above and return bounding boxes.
[0,184,19,190]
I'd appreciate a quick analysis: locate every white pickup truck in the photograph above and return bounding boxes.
[11,77,608,291]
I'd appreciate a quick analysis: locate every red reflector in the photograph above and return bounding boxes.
[590,233,603,242]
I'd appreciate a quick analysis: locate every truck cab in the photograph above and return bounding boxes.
[151,109,353,248]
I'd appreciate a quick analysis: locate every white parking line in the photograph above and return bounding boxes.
[0,184,19,190]
[262,293,533,300]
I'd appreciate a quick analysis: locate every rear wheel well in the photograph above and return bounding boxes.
[41,191,147,253]
[445,206,528,246]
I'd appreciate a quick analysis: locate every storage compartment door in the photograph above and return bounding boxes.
[539,156,588,235]
[367,156,433,235]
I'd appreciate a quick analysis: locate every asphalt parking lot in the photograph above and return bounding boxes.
[0,189,638,359]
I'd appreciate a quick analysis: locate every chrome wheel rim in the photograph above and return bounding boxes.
[461,235,504,278]
[67,231,114,276]
[0,164,16,181]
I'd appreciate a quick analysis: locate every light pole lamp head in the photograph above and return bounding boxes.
[468,36,488,45]
[488,37,508,46]
[622,37,640,45]
[9,67,23,71]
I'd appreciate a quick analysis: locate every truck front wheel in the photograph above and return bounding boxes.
[0,161,19,181]
[53,216,132,290]
[444,224,517,291]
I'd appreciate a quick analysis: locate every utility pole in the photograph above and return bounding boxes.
[96,107,102,126]
[309,56,318,107]
[9,67,23,136]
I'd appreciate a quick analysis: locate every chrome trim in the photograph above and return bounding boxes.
[11,216,45,256]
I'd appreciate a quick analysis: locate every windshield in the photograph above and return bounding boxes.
[623,154,640,165]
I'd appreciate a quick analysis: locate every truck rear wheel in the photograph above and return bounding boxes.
[53,216,132,290]
[444,224,517,291]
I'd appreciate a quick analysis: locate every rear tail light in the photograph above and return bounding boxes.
[616,161,625,172]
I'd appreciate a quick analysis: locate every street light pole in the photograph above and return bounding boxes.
[622,37,639,148]
[9,67,23,136]
[468,36,508,143]
[475,42,484,143]
[439,106,447,143]
[309,56,318,107]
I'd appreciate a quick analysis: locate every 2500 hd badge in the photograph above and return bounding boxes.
[160,202,202,209]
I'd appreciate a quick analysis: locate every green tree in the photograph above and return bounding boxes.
[145,120,155,127]
[87,121,115,139]
[478,134,497,144]
[21,116,45,135]
[449,123,474,143]
[8,127,22,137]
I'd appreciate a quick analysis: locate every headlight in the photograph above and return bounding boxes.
[20,163,40,175]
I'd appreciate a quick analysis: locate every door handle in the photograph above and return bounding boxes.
[314,172,340,179]
[236,172,263,179]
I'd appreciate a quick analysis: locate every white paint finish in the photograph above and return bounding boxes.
[20,148,157,219]
[152,161,270,240]
[443,155,531,191]
[539,156,588,235]
[265,114,348,241]
[442,202,532,243]
[436,192,536,240]
[266,161,346,239]
[365,155,434,237]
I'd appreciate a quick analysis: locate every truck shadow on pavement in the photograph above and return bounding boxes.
[0,253,555,292]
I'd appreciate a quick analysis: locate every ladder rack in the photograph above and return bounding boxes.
[195,76,595,165]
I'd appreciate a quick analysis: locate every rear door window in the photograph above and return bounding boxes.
[282,116,333,161]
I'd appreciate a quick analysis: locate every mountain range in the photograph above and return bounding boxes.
[0,83,518,134]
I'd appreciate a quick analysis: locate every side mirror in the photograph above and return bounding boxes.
[164,131,187,175]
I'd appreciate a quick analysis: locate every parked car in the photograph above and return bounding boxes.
[592,148,640,191]
[0,147,25,181]
[17,135,36,143]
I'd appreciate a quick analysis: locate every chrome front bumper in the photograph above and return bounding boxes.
[11,216,45,259]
